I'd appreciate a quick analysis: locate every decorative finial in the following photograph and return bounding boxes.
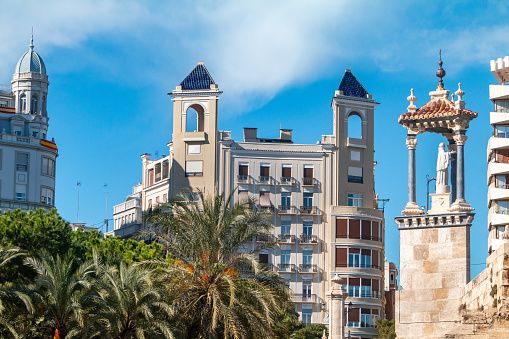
[29,28,34,51]
[455,83,465,109]
[407,88,417,112]
[332,274,341,283]
[436,49,446,90]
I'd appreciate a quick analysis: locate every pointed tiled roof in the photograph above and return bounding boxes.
[338,70,368,98]
[180,63,215,90]
[398,98,477,123]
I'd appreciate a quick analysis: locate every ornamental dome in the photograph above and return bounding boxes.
[14,35,46,75]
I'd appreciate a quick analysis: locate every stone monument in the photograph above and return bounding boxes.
[394,54,477,338]
[326,274,347,339]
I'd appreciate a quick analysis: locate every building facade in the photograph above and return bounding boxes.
[0,36,58,212]
[112,63,385,337]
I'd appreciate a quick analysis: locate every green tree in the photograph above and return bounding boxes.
[145,190,292,339]
[84,260,175,338]
[290,324,328,339]
[21,250,96,339]
[375,318,396,339]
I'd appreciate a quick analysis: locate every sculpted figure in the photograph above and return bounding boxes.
[436,142,450,187]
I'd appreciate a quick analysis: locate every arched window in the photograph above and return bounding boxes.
[31,94,38,114]
[20,94,26,113]
[348,113,362,139]
[42,95,47,116]
[185,105,205,132]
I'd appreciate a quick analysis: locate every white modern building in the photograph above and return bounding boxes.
[0,35,58,211]
[112,63,385,336]
[487,56,509,253]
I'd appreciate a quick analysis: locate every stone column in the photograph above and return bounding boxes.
[326,274,347,339]
[450,131,472,210]
[403,135,422,214]
[447,141,457,202]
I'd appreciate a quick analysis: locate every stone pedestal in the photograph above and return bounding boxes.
[429,192,450,214]
[326,275,347,339]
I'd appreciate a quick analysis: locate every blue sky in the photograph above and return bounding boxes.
[1,0,508,278]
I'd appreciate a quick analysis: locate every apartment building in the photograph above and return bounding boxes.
[112,63,385,337]
[487,56,509,253]
[0,35,58,212]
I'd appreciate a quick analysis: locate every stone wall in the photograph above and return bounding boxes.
[461,242,509,313]
[396,224,470,338]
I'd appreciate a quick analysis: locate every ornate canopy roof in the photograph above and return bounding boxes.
[399,97,477,124]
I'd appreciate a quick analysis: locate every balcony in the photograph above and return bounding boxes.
[299,234,318,244]
[258,176,274,185]
[299,206,320,215]
[280,177,296,186]
[105,223,142,239]
[256,205,275,213]
[347,291,382,299]
[292,294,318,303]
[255,234,275,243]
[277,234,296,243]
[298,264,318,273]
[278,205,297,214]
[237,175,252,184]
[260,263,275,272]
[276,263,296,273]
[113,198,141,214]
[301,177,318,186]
[336,263,382,270]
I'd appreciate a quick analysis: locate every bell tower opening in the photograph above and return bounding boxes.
[185,105,205,132]
[348,112,362,139]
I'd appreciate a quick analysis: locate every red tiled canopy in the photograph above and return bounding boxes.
[398,98,477,124]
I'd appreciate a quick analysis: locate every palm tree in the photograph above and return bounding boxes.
[145,190,292,339]
[84,260,175,338]
[22,250,96,338]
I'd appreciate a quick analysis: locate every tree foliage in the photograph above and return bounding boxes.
[375,318,396,339]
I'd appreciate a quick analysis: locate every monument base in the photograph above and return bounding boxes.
[402,202,423,215]
[450,198,474,212]
[429,192,451,213]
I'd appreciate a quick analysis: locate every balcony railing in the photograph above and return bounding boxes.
[336,263,382,270]
[260,263,275,272]
[255,234,275,243]
[237,175,252,184]
[298,264,318,273]
[256,205,275,213]
[276,264,296,272]
[258,176,273,185]
[277,234,296,243]
[299,206,320,215]
[347,322,376,328]
[301,177,318,186]
[299,234,318,244]
[495,184,509,189]
[292,294,318,303]
[278,205,297,214]
[335,235,383,242]
[280,177,295,186]
[347,291,382,299]
[113,199,142,214]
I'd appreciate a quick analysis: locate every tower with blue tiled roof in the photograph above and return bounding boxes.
[168,62,222,198]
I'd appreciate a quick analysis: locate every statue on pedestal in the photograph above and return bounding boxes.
[436,143,450,192]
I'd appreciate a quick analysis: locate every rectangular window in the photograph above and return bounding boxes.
[373,250,379,269]
[148,169,154,186]
[349,220,360,239]
[336,219,348,238]
[16,153,28,171]
[303,193,313,207]
[372,279,380,298]
[155,163,161,182]
[349,248,360,268]
[185,160,203,176]
[42,157,55,177]
[280,250,291,264]
[496,149,509,163]
[348,166,363,183]
[348,308,359,327]
[349,278,360,298]
[361,249,372,268]
[361,278,372,298]
[163,194,168,203]
[238,163,249,175]
[497,201,509,214]
[259,191,271,207]
[361,220,371,240]
[281,221,291,235]
[303,166,313,178]
[188,144,201,154]
[302,250,313,265]
[15,184,26,201]
[259,253,269,264]
[361,311,372,327]
[303,222,313,235]
[351,150,361,161]
[336,247,347,267]
[260,164,270,177]
[372,222,380,241]
[302,309,312,325]
[303,281,312,295]
[390,273,395,284]
[162,160,169,179]
[281,192,291,206]
[348,194,363,207]
[41,187,54,205]
[282,164,291,178]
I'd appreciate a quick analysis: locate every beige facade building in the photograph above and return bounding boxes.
[111,63,385,336]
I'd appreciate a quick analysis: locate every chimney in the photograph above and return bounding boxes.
[280,129,292,141]
[243,127,258,142]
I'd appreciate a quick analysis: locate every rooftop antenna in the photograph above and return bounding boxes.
[76,182,81,223]
[103,184,108,233]
[155,150,159,160]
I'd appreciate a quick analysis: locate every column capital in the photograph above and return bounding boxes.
[447,143,457,153]
[406,137,418,149]
[453,134,468,145]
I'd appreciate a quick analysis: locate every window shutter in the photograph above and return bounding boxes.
[282,167,291,177]
[349,308,359,322]
[336,247,347,267]
[349,220,360,239]
[304,167,313,178]
[372,222,380,241]
[348,166,362,177]
[373,250,379,268]
[336,219,348,238]
[259,192,271,207]
[186,161,203,173]
[349,278,360,286]
[362,278,371,286]
[372,279,380,291]
[362,220,371,240]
